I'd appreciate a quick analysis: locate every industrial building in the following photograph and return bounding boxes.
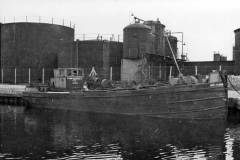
[0,22,74,83]
[0,18,240,84]
[233,28,240,74]
[182,28,240,76]
[72,40,122,80]
[213,53,227,62]
[121,18,179,82]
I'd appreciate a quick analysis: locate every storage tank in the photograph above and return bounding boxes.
[123,23,154,59]
[144,19,165,56]
[1,22,74,83]
[234,28,240,49]
[165,35,178,59]
[0,23,1,65]
[233,28,240,74]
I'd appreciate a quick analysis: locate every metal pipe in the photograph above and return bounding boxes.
[28,68,31,84]
[195,66,198,75]
[110,66,113,81]
[148,65,151,79]
[182,33,183,57]
[169,66,172,79]
[159,64,161,79]
[1,68,3,83]
[14,68,16,84]
[42,68,45,84]
[76,40,79,68]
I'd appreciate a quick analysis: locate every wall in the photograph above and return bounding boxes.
[73,40,123,80]
[75,40,104,75]
[121,55,175,82]
[121,58,146,82]
[109,41,123,80]
[182,61,234,75]
[1,22,74,83]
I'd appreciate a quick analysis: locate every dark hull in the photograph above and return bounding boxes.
[23,84,228,119]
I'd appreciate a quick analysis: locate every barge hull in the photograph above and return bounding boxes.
[23,85,227,119]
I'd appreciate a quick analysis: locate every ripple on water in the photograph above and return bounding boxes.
[0,107,236,159]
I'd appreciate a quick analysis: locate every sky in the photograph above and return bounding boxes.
[0,0,240,61]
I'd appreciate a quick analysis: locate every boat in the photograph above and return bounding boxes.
[22,68,228,119]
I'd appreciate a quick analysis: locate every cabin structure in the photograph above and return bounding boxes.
[50,68,84,89]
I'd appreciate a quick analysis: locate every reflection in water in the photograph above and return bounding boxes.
[0,105,238,159]
[224,130,234,160]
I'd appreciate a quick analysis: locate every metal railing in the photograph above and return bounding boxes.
[0,65,234,84]
[0,16,75,29]
[75,33,123,42]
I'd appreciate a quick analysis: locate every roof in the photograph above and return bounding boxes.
[124,23,151,30]
[234,28,240,33]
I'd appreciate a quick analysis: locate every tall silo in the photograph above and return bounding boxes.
[122,22,154,82]
[1,22,74,83]
[165,35,178,59]
[123,23,154,59]
[0,23,1,66]
[144,19,165,56]
[234,28,240,74]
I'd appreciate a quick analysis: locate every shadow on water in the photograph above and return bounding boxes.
[0,105,229,159]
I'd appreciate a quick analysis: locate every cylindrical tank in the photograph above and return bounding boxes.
[1,22,74,83]
[144,20,165,56]
[0,23,1,66]
[234,28,240,74]
[165,35,178,59]
[123,23,154,59]
[234,28,240,49]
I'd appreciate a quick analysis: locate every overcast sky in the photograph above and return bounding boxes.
[0,0,240,61]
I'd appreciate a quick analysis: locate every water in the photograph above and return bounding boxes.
[0,105,240,160]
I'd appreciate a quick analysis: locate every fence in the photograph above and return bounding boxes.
[0,64,233,84]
